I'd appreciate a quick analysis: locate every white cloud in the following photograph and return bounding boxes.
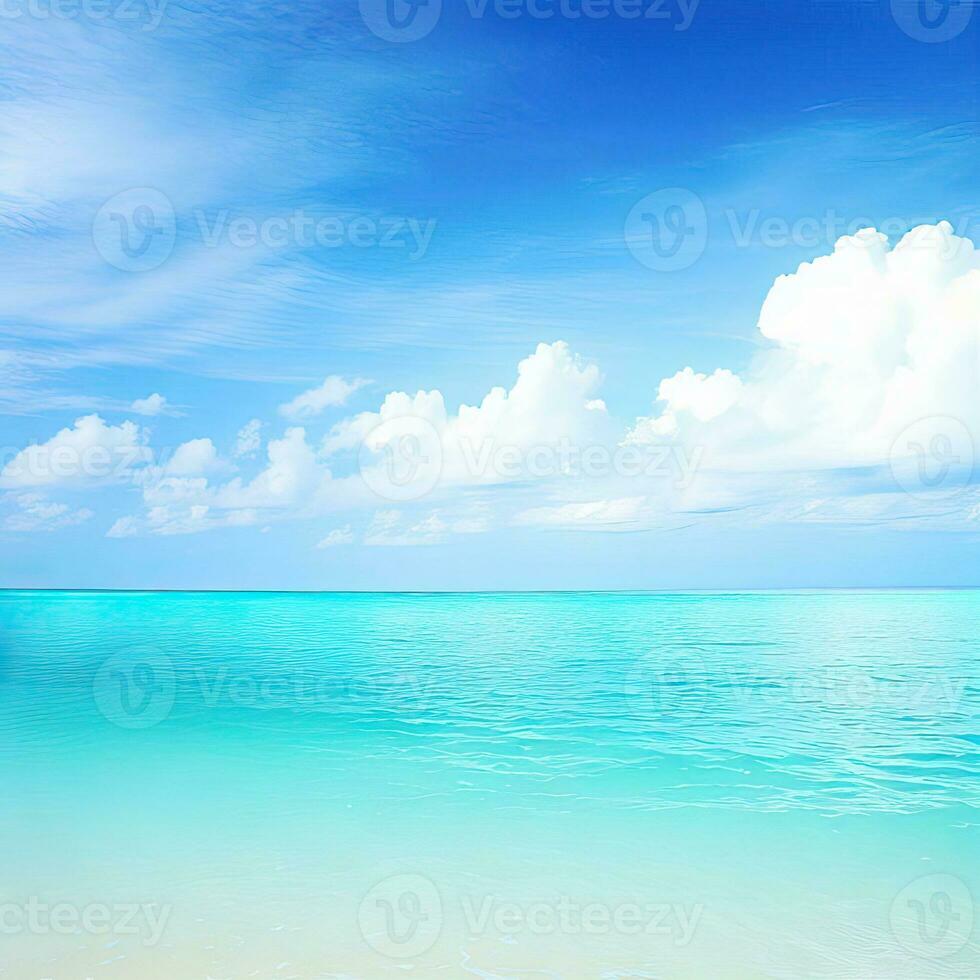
[218,427,322,509]
[627,223,980,481]
[515,496,653,530]
[316,525,354,548]
[43,228,980,543]
[0,415,149,489]
[279,376,368,421]
[130,393,170,416]
[3,493,93,532]
[628,368,742,439]
[101,426,331,538]
[234,419,263,458]
[163,438,220,476]
[87,344,601,536]
[326,341,615,493]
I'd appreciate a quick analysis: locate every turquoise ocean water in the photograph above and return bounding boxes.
[1,590,978,978]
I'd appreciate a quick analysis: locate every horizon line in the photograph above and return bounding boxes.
[2,586,979,595]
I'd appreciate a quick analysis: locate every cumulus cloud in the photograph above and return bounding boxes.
[162,438,221,476]
[628,368,742,440]
[0,415,149,488]
[218,427,322,509]
[279,376,368,421]
[627,223,980,484]
[326,341,614,494]
[130,393,171,416]
[234,419,263,458]
[29,227,980,542]
[96,423,332,538]
[115,428,325,537]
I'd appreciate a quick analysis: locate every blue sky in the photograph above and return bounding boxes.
[1,0,979,589]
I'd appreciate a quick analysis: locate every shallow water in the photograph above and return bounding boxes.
[1,590,978,978]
